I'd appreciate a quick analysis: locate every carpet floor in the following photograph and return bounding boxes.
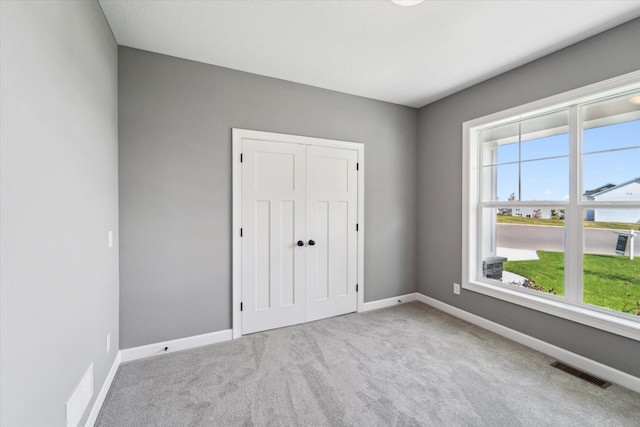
[96,302,640,426]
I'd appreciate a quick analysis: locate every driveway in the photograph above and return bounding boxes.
[497,223,638,257]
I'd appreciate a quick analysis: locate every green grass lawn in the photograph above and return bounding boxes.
[497,215,640,231]
[504,251,640,315]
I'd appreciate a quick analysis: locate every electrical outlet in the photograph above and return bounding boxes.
[106,333,111,354]
[108,231,113,248]
[453,283,461,295]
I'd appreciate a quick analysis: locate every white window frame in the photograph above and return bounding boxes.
[462,70,640,342]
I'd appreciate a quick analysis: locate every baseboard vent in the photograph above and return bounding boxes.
[67,363,94,427]
[551,361,611,389]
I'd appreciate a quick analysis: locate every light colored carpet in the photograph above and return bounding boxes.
[96,302,640,426]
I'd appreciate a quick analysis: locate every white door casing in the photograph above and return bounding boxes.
[232,129,364,338]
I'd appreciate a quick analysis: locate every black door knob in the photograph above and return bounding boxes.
[308,240,316,246]
[297,240,304,247]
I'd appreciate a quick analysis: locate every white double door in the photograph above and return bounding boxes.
[241,137,359,335]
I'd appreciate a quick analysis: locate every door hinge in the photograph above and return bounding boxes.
[356,224,359,232]
[241,302,243,311]
[356,162,359,171]
[240,228,243,237]
[240,153,243,162]
[356,284,359,292]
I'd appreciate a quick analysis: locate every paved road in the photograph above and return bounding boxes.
[497,224,638,257]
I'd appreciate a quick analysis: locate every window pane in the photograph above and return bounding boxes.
[521,133,569,161]
[582,209,640,316]
[582,92,640,201]
[583,91,640,153]
[583,119,640,153]
[481,122,520,163]
[482,163,519,202]
[482,155,569,202]
[480,111,569,202]
[497,141,519,164]
[520,110,569,144]
[521,157,569,201]
[583,148,640,201]
[481,207,565,297]
[481,125,520,167]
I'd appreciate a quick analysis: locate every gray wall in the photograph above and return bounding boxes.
[417,18,640,377]
[118,47,418,348]
[0,1,119,426]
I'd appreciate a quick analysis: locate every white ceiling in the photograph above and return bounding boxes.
[99,0,640,108]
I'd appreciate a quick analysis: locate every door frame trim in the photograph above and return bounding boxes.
[232,128,365,339]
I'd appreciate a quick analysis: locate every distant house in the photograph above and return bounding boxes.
[512,207,552,219]
[584,177,640,223]
[583,183,617,199]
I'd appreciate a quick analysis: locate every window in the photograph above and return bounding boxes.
[463,71,640,340]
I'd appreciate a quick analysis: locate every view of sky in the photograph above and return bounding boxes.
[487,119,640,202]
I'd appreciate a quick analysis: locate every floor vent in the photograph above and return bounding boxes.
[551,361,611,389]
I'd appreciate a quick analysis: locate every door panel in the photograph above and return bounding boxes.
[255,152,296,191]
[254,200,271,310]
[241,139,306,334]
[315,157,349,192]
[330,201,349,297]
[306,146,358,322]
[280,201,295,306]
[314,201,330,300]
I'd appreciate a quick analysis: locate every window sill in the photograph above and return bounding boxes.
[463,280,640,342]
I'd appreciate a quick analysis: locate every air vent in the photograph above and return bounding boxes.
[66,363,94,426]
[551,361,611,389]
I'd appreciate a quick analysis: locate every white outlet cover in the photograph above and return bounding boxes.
[106,333,111,354]
[108,231,113,248]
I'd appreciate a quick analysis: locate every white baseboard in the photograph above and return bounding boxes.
[82,297,640,425]
[84,329,233,426]
[120,329,233,363]
[416,293,640,394]
[361,292,418,312]
[85,351,121,427]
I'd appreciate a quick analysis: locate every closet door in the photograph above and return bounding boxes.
[306,145,358,322]
[241,139,306,334]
